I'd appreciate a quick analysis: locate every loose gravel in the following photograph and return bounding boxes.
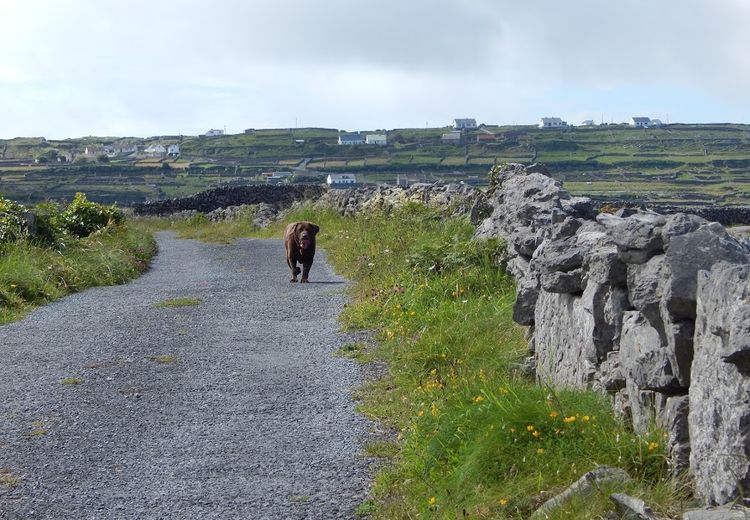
[0,233,373,519]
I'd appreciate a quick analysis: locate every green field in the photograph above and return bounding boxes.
[1,123,749,206]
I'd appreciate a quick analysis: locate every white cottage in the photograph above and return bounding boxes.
[144,144,167,157]
[338,133,364,145]
[630,117,651,128]
[365,134,387,145]
[539,117,568,129]
[326,173,357,187]
[453,118,477,129]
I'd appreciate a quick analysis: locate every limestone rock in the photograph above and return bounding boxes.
[609,493,659,520]
[690,262,750,505]
[619,311,680,393]
[682,505,750,519]
[529,467,632,519]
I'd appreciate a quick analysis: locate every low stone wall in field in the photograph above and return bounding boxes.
[131,184,327,216]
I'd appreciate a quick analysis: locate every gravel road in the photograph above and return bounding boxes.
[0,233,372,519]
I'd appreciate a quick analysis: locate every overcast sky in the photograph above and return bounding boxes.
[1,0,748,138]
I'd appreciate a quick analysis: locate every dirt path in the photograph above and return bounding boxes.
[0,233,371,519]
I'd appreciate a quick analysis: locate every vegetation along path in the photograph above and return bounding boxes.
[0,232,371,519]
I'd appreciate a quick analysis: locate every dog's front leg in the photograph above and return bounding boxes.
[300,262,312,283]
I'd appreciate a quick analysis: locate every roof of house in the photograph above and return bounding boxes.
[631,117,651,123]
[339,133,363,140]
[540,117,563,123]
[454,118,477,125]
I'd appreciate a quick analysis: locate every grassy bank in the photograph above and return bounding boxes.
[0,194,157,324]
[140,204,689,518]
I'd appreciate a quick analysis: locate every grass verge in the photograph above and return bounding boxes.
[0,223,157,324]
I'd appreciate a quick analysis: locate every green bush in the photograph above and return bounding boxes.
[0,196,30,244]
[58,192,123,237]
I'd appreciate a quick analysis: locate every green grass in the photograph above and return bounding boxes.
[0,469,20,488]
[152,297,202,308]
[0,223,157,324]
[136,207,260,244]
[161,203,691,518]
[148,354,179,364]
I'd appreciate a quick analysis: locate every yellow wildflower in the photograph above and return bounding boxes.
[499,498,509,506]
[532,430,541,438]
[526,424,535,432]
[473,395,484,403]
[549,411,558,418]
[536,448,545,455]
[428,496,437,506]
[563,416,577,423]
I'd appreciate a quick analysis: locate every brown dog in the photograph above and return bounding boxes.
[284,221,320,283]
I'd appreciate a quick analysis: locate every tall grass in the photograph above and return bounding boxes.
[0,224,156,324]
[132,204,690,518]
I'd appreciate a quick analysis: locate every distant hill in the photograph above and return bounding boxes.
[1,123,749,206]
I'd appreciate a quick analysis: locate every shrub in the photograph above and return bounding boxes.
[58,192,123,237]
[0,196,30,244]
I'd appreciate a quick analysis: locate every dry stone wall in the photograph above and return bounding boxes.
[131,184,326,216]
[476,163,750,505]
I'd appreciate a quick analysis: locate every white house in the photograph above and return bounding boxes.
[650,119,663,127]
[539,117,568,129]
[365,134,387,145]
[580,120,597,127]
[205,129,224,137]
[326,173,357,187]
[441,131,462,144]
[167,144,180,156]
[143,144,167,157]
[338,133,364,145]
[453,118,477,129]
[630,117,651,128]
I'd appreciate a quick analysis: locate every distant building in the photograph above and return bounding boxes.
[115,144,138,155]
[244,128,256,135]
[650,119,663,127]
[453,118,477,129]
[167,144,180,157]
[143,144,167,157]
[205,129,224,137]
[326,173,357,187]
[476,133,496,143]
[580,120,597,127]
[338,133,364,145]
[539,117,568,129]
[365,134,387,145]
[441,131,462,144]
[630,117,651,128]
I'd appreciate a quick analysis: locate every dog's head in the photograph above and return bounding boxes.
[293,222,320,250]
